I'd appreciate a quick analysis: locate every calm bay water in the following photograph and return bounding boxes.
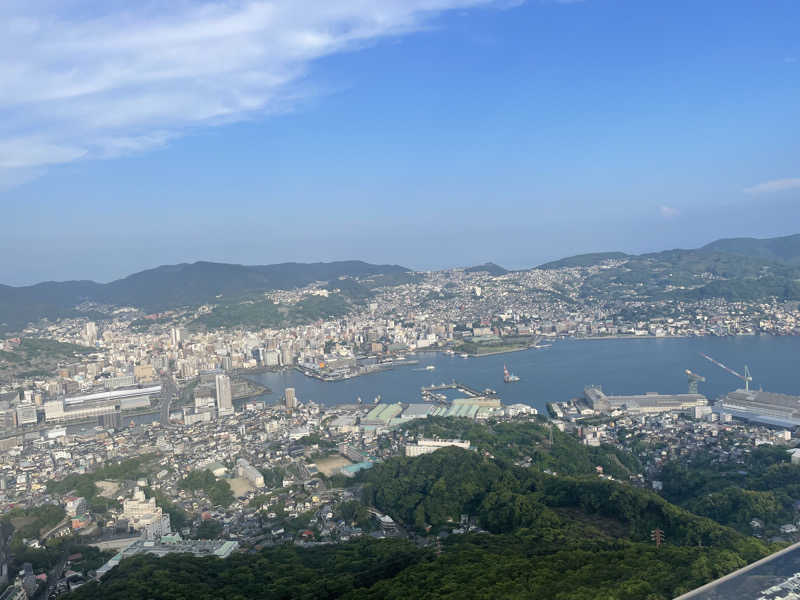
[245,336,800,415]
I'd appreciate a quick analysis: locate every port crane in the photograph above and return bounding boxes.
[685,369,706,394]
[699,353,752,391]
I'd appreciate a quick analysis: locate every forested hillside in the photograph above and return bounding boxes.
[66,532,766,600]
[539,233,800,304]
[702,234,800,264]
[658,445,800,534]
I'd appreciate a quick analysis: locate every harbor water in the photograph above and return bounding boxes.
[245,336,800,415]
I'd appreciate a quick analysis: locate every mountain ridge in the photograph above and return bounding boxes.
[538,233,800,270]
[3,233,800,333]
[0,260,410,333]
[701,233,800,264]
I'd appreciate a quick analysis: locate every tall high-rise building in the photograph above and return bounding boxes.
[280,346,294,366]
[215,374,233,417]
[264,350,280,367]
[84,322,98,345]
[170,327,182,347]
[98,411,122,430]
[284,387,296,410]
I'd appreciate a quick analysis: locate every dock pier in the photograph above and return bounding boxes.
[420,381,483,398]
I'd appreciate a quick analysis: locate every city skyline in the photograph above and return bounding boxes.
[3,0,800,285]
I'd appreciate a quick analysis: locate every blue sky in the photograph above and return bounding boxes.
[2,0,799,285]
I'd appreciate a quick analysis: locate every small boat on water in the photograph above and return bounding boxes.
[504,364,520,383]
[425,365,436,371]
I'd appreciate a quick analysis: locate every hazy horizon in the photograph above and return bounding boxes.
[3,230,800,287]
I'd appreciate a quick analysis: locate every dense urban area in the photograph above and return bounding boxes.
[2,247,800,599]
[4,0,800,595]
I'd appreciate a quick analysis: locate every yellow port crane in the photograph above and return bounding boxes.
[685,369,706,394]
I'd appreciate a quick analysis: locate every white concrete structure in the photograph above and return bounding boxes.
[45,386,160,423]
[122,487,168,535]
[405,438,471,457]
[236,458,265,488]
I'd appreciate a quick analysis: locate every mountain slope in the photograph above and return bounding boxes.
[0,261,410,333]
[0,280,105,333]
[538,252,630,269]
[701,233,800,265]
[534,233,800,304]
[100,261,411,310]
[537,234,800,271]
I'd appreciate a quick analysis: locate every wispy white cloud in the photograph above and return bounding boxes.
[0,0,523,182]
[0,137,87,169]
[0,167,45,191]
[659,205,680,219]
[743,178,800,195]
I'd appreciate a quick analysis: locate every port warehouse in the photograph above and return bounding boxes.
[584,386,708,414]
[43,385,161,423]
[361,397,506,429]
[715,389,800,428]
[583,385,800,429]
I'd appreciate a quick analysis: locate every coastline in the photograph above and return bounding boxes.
[571,334,692,341]
[224,335,800,415]
[293,363,398,382]
[569,332,771,341]
[242,332,787,387]
[459,345,540,358]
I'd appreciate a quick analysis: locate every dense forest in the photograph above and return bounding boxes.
[359,446,766,556]
[65,419,776,600]
[658,445,800,533]
[66,532,765,600]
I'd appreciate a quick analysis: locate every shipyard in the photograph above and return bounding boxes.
[550,351,800,433]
